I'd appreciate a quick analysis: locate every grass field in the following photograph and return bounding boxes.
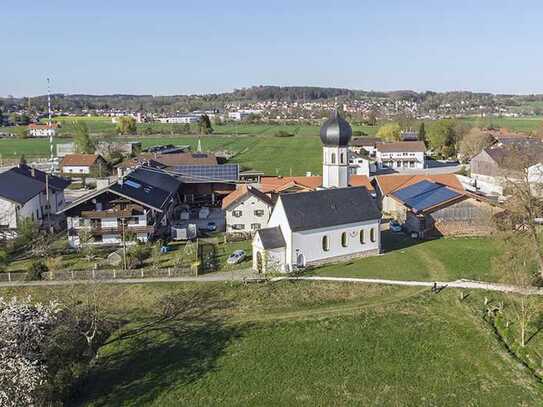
[313,233,502,282]
[2,281,542,406]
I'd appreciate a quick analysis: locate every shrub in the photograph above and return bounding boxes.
[26,260,48,281]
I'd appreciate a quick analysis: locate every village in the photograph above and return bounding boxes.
[0,109,530,280]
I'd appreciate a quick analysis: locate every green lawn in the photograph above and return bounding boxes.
[4,282,540,406]
[312,233,502,282]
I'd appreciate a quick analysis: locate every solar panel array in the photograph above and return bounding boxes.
[173,164,239,183]
[392,180,462,213]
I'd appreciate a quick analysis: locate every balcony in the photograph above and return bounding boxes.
[69,225,154,237]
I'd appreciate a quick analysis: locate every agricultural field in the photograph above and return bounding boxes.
[3,280,543,406]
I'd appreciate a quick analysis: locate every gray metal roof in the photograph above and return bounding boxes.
[0,171,44,204]
[320,110,352,147]
[280,187,381,232]
[257,226,286,249]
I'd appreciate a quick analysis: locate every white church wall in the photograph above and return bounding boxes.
[290,219,380,268]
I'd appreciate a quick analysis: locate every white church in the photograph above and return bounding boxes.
[252,111,382,273]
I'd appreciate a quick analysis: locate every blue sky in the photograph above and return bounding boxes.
[1,0,542,96]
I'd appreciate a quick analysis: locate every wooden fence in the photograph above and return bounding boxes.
[0,266,195,283]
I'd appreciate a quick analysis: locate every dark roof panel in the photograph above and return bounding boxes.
[11,165,71,191]
[128,167,182,194]
[173,164,239,183]
[391,180,463,213]
[0,171,44,204]
[257,226,286,249]
[280,187,381,232]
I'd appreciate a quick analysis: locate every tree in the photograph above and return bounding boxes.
[365,110,377,126]
[376,123,401,142]
[0,296,60,406]
[14,126,28,139]
[418,122,427,145]
[198,114,213,135]
[426,119,457,158]
[494,233,541,347]
[458,127,493,162]
[116,116,137,135]
[73,120,95,154]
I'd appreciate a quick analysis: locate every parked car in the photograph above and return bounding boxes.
[227,250,246,264]
[389,220,402,233]
[207,221,217,232]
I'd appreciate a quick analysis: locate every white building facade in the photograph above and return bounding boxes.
[223,186,273,234]
[376,141,426,170]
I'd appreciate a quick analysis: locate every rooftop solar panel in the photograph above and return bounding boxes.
[392,180,442,202]
[173,164,239,183]
[391,180,463,213]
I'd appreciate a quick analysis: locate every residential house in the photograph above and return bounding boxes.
[59,168,181,248]
[399,130,418,141]
[349,152,376,177]
[28,123,58,138]
[386,179,500,239]
[0,165,70,232]
[349,137,380,156]
[375,141,426,170]
[222,185,274,234]
[60,154,108,175]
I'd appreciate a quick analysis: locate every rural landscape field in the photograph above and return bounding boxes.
[4,1,543,406]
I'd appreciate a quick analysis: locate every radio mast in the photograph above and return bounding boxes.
[47,78,53,171]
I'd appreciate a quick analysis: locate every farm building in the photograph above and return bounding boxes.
[386,180,500,239]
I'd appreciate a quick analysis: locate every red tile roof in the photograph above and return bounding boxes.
[222,184,274,209]
[374,174,463,196]
[260,175,374,193]
[60,154,101,167]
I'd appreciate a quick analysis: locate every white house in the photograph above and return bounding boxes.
[0,165,70,232]
[157,116,200,124]
[222,185,274,234]
[28,123,58,138]
[375,141,426,170]
[60,154,107,175]
[252,111,382,273]
[349,152,376,177]
[349,137,380,157]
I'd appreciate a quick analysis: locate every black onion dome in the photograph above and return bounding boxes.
[319,110,352,147]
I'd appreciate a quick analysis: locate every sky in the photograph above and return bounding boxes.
[1,0,543,96]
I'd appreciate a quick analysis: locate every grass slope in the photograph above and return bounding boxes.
[44,283,540,406]
[313,234,501,282]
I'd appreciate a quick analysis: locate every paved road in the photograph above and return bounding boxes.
[1,272,542,296]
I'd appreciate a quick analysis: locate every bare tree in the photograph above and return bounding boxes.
[494,234,541,347]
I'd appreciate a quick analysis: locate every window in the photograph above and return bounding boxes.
[127,217,139,225]
[341,232,348,247]
[360,229,365,244]
[232,210,242,218]
[79,218,85,227]
[322,235,330,252]
[251,223,261,230]
[331,153,336,164]
[232,224,245,230]
[370,228,376,242]
[254,209,265,217]
[340,153,345,164]
[409,161,415,168]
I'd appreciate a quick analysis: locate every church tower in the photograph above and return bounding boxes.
[320,110,352,188]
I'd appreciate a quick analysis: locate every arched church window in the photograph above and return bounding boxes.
[331,153,336,164]
[341,232,348,247]
[370,228,376,242]
[359,229,365,244]
[340,153,345,164]
[322,235,330,252]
